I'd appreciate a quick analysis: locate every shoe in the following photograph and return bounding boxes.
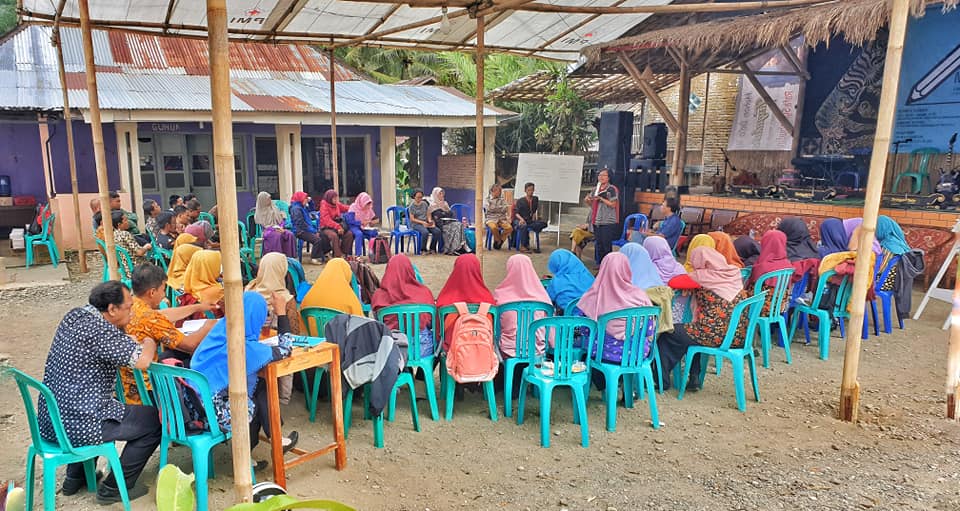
[686,379,702,392]
[493,241,502,250]
[253,460,269,472]
[533,248,542,254]
[519,247,531,254]
[61,470,103,496]
[96,482,148,505]
[309,259,324,265]
[281,431,300,454]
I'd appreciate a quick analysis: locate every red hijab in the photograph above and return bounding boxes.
[371,254,434,330]
[436,254,494,347]
[749,230,793,287]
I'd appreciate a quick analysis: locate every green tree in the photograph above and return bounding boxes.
[0,0,17,35]
[534,73,596,153]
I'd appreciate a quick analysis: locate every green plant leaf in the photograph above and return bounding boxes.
[226,495,356,511]
[5,487,25,511]
[155,464,196,511]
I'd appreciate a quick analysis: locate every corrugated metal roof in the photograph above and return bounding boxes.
[0,25,508,119]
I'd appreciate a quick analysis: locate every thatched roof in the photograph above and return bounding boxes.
[583,0,960,74]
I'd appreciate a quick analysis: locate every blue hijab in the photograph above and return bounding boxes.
[818,218,849,258]
[619,242,665,289]
[876,215,911,255]
[190,291,273,395]
[546,249,595,310]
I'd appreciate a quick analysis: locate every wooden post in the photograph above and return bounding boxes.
[329,47,340,196]
[52,23,87,273]
[206,0,253,501]
[839,0,910,423]
[475,14,486,269]
[78,0,117,280]
[672,58,690,186]
[619,55,680,132]
[948,261,960,419]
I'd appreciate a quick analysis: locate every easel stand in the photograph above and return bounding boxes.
[913,241,960,329]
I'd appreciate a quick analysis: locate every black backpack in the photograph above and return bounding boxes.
[369,236,391,264]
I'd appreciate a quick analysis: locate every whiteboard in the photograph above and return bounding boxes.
[515,153,584,204]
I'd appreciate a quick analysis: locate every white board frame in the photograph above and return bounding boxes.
[515,153,584,204]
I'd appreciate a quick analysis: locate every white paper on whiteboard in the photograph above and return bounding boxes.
[515,154,584,204]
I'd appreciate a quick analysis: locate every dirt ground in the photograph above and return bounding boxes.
[2,238,960,511]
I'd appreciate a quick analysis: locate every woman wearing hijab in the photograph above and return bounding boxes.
[254,191,286,228]
[545,249,595,312]
[749,230,794,287]
[656,247,750,390]
[818,218,849,259]
[619,242,665,289]
[644,236,688,284]
[427,187,468,255]
[255,192,297,258]
[317,190,355,258]
[436,254,494,350]
[576,252,654,364]
[190,291,298,452]
[180,250,225,316]
[346,192,380,256]
[184,221,214,249]
[777,217,820,262]
[167,240,201,292]
[875,215,912,291]
[683,234,716,272]
[493,255,553,358]
[371,254,436,358]
[843,217,882,256]
[708,232,744,268]
[733,236,761,267]
[301,258,364,316]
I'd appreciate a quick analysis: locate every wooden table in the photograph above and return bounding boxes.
[262,341,346,486]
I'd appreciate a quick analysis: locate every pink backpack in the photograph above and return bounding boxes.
[445,302,499,383]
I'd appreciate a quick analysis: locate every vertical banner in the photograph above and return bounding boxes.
[728,39,805,151]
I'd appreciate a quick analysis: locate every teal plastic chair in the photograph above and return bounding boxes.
[350,274,372,316]
[94,238,136,288]
[343,373,420,449]
[8,367,131,511]
[376,304,440,421]
[562,297,581,317]
[891,147,938,194]
[496,301,555,418]
[197,212,216,227]
[299,307,344,422]
[25,210,60,269]
[245,209,264,258]
[788,270,846,360]
[437,304,499,422]
[752,268,795,368]
[677,292,766,412]
[146,229,171,272]
[593,306,661,432]
[115,368,153,406]
[148,363,229,511]
[740,266,752,284]
[516,316,596,448]
[238,221,255,280]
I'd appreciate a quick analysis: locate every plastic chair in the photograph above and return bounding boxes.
[677,292,766,412]
[892,148,939,194]
[146,229,172,272]
[562,297,581,317]
[350,274,372,316]
[740,267,752,284]
[237,221,255,281]
[788,270,845,360]
[451,203,477,250]
[437,304,499,422]
[709,209,739,231]
[343,373,420,449]
[148,363,229,511]
[612,214,648,248]
[115,368,153,406]
[752,268,795,368]
[386,206,420,255]
[95,238,136,288]
[516,316,596,448]
[197,212,216,227]
[592,306,661,431]
[510,224,541,252]
[8,367,131,511]
[871,255,904,333]
[376,304,440,421]
[299,307,343,422]
[496,301,555,418]
[25,209,60,269]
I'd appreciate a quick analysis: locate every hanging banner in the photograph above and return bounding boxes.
[727,39,805,151]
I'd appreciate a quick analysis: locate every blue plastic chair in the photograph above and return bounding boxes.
[516,316,596,448]
[25,208,60,269]
[612,213,648,248]
[788,270,846,360]
[496,301,555,418]
[386,206,420,255]
[451,203,477,250]
[299,307,343,422]
[593,306,661,431]
[8,367,131,511]
[752,268,795,368]
[677,292,767,412]
[872,254,904,333]
[437,304,499,422]
[148,363,230,511]
[377,304,440,421]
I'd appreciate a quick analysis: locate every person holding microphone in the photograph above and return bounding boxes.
[586,168,619,264]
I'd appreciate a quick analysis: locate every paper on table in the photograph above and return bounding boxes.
[259,336,279,347]
[179,319,208,335]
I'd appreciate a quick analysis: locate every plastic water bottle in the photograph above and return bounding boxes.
[462,216,468,226]
[749,228,756,239]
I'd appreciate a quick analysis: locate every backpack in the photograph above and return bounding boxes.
[370,235,391,264]
[27,204,47,235]
[445,302,498,383]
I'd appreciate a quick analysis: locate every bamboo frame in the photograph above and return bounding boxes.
[737,59,795,134]
[475,14,485,269]
[77,0,117,280]
[839,0,911,423]
[672,57,690,186]
[206,0,253,500]
[948,249,960,419]
[618,55,680,132]
[329,46,340,196]
[52,4,87,273]
[340,0,833,14]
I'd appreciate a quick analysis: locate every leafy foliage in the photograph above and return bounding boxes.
[534,73,597,153]
[0,0,16,36]
[156,465,196,511]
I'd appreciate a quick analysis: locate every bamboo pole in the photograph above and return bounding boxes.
[618,55,680,132]
[206,0,253,501]
[52,18,87,273]
[329,47,340,196]
[839,0,911,423]
[948,247,960,419]
[671,57,690,186]
[77,0,117,280]
[336,0,831,14]
[475,14,485,270]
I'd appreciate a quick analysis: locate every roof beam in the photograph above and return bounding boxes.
[737,58,795,133]
[264,0,310,38]
[364,4,402,35]
[526,0,628,57]
[704,68,805,76]
[779,43,811,79]
[506,0,835,15]
[162,0,176,33]
[619,54,680,132]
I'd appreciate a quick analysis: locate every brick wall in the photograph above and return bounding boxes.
[437,154,476,189]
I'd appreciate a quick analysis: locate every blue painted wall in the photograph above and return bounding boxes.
[0,122,46,201]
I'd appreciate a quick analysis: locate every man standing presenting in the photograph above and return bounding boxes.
[587,169,619,263]
[38,281,161,504]
[513,182,547,253]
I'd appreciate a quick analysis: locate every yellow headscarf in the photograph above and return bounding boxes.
[683,234,716,273]
[167,243,201,291]
[245,252,293,306]
[174,232,198,249]
[183,249,224,304]
[300,258,363,316]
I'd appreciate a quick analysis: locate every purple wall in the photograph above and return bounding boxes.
[47,120,121,194]
[0,122,46,201]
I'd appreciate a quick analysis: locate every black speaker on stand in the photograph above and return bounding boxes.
[642,122,668,159]
[598,111,635,220]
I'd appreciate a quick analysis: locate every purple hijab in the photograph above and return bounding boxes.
[642,236,687,283]
[842,218,882,256]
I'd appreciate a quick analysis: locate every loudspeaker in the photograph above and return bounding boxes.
[598,111,634,175]
[642,122,667,160]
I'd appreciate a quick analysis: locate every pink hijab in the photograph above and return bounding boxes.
[689,246,743,302]
[578,252,652,339]
[348,192,376,224]
[493,254,552,357]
